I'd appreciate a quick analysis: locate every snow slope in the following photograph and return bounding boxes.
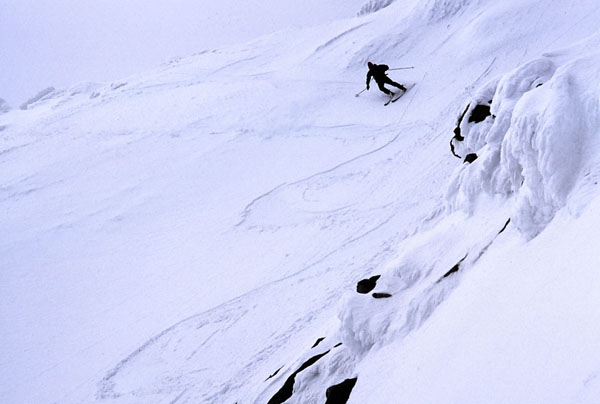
[2,0,600,403]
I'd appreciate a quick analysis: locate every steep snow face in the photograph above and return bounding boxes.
[448,35,600,238]
[3,0,600,403]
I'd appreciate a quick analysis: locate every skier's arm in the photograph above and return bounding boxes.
[366,71,372,89]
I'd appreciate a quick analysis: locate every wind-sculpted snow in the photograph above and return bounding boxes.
[0,98,10,114]
[447,41,600,238]
[19,87,57,110]
[357,0,471,20]
[418,0,473,22]
[337,208,510,354]
[357,0,396,16]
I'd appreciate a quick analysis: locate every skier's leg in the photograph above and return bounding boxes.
[385,77,407,92]
[377,80,393,95]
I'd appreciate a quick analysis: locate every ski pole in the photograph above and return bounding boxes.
[355,87,367,97]
[388,66,415,71]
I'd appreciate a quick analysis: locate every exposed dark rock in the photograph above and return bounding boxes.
[453,127,464,141]
[498,218,511,234]
[356,275,381,294]
[451,103,470,158]
[452,100,495,158]
[265,366,283,382]
[372,293,392,299]
[468,104,491,123]
[334,342,343,348]
[536,83,543,88]
[267,351,330,404]
[311,337,325,348]
[450,134,463,159]
[457,103,470,126]
[441,263,460,279]
[325,378,358,404]
[464,153,478,164]
[438,254,468,283]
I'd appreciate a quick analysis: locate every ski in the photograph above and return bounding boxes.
[384,83,415,106]
[384,91,404,106]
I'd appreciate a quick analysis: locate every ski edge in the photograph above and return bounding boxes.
[384,83,416,106]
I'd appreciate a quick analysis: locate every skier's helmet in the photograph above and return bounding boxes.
[368,61,374,68]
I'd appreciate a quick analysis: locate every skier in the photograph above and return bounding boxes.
[366,61,407,97]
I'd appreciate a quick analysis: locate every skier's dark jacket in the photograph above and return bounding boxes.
[366,64,390,86]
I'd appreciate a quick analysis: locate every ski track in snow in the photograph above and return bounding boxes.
[236,131,401,227]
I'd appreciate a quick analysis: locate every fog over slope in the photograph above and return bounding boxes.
[2,0,600,403]
[0,0,365,107]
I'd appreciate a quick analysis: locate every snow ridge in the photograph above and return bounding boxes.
[19,87,57,110]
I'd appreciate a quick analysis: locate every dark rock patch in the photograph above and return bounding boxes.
[438,255,468,283]
[452,101,495,158]
[356,275,381,294]
[464,153,478,164]
[450,134,463,158]
[441,263,460,279]
[267,350,330,404]
[372,293,392,299]
[451,104,470,158]
[265,366,284,382]
[325,378,358,404]
[468,104,491,123]
[453,126,465,142]
[498,218,511,234]
[456,103,470,128]
[311,337,325,348]
[334,342,343,348]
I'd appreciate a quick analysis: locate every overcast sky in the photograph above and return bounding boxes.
[0,0,365,107]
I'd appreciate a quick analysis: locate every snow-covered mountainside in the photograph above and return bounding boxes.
[2,0,600,403]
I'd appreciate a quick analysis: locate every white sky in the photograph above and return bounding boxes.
[0,0,365,106]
